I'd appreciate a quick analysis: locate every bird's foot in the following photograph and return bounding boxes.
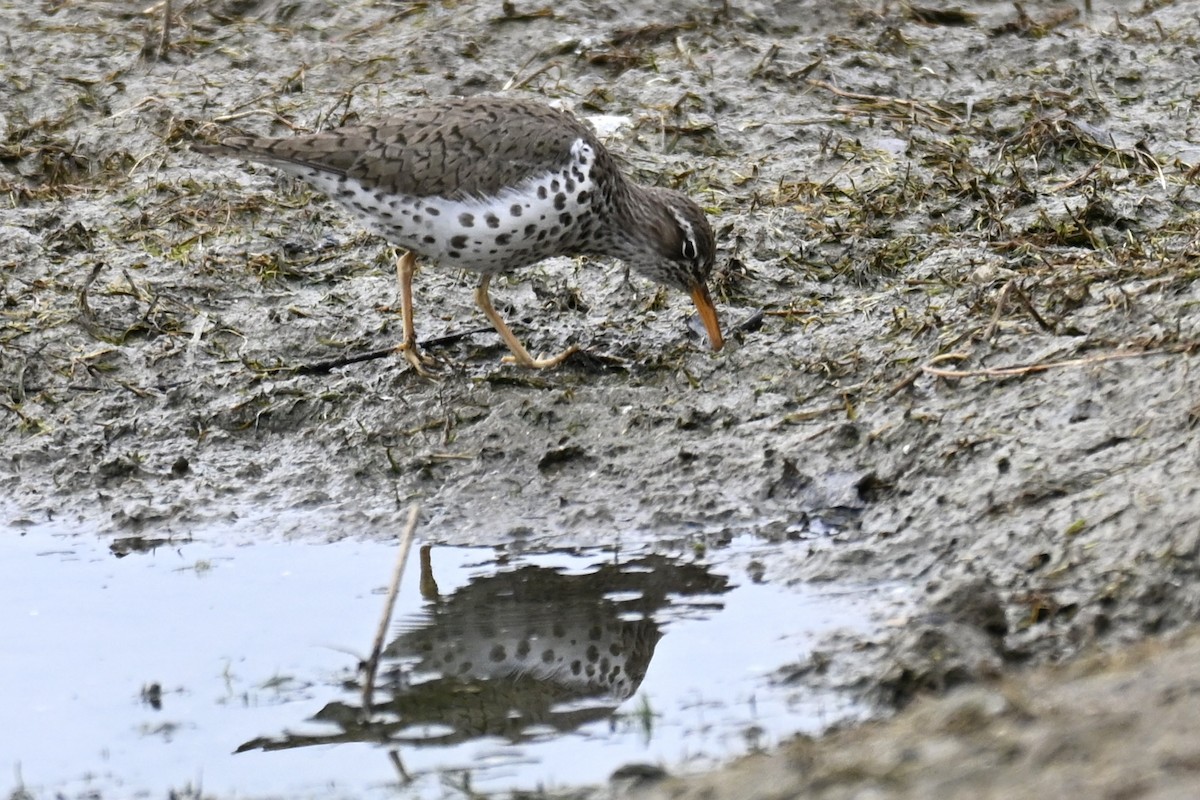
[501,344,580,369]
[393,340,438,377]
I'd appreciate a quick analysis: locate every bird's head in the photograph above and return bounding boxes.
[628,188,723,351]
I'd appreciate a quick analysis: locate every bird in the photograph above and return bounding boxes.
[194,95,724,372]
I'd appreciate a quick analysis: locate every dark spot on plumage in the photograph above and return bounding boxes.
[412,214,423,224]
[448,250,461,258]
[559,212,572,226]
[550,225,561,237]
[554,193,566,211]
[565,178,575,193]
[537,185,548,199]
[423,235,436,244]
[571,660,582,675]
[542,649,556,663]
[380,211,393,219]
[489,645,506,662]
[579,155,589,166]
[577,190,590,204]
[551,179,561,192]
[510,204,523,216]
[485,213,500,228]
[339,189,356,198]
[450,234,468,249]
[524,223,537,237]
[459,212,475,227]
[426,206,440,215]
[374,192,387,203]
[537,230,548,241]
[496,233,511,245]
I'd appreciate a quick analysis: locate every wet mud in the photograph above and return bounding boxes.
[3,0,1200,796]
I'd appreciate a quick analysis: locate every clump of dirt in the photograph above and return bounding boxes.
[3,0,1200,796]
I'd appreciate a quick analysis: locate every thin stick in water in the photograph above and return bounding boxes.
[361,503,420,716]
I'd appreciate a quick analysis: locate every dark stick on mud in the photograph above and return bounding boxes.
[158,0,171,61]
[294,327,495,374]
[361,503,420,716]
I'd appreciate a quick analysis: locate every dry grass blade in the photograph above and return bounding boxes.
[922,343,1196,381]
[806,78,962,128]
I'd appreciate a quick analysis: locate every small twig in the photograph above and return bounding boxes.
[1010,284,1053,332]
[77,262,104,320]
[387,749,412,786]
[208,109,306,131]
[361,503,421,716]
[884,352,971,398]
[158,0,171,61]
[0,400,35,424]
[292,326,495,375]
[982,279,1015,341]
[806,78,961,127]
[781,403,845,423]
[1050,160,1102,194]
[294,344,400,375]
[502,48,556,92]
[140,0,172,61]
[923,345,1193,381]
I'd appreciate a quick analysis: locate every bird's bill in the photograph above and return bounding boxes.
[689,283,725,351]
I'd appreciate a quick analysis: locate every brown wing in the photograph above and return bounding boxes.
[196,96,596,200]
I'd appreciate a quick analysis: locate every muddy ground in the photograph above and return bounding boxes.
[3,0,1200,796]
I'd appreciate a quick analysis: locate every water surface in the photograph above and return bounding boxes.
[3,525,878,797]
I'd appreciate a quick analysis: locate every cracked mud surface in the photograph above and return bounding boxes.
[3,0,1200,796]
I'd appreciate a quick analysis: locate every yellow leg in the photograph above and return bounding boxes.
[474,274,578,369]
[393,251,433,375]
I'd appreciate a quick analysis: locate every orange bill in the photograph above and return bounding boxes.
[689,283,725,351]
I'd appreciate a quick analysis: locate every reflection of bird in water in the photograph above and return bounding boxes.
[398,595,660,699]
[310,547,730,745]
[392,548,672,700]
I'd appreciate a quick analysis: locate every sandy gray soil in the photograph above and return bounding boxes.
[3,0,1200,796]
[633,626,1200,799]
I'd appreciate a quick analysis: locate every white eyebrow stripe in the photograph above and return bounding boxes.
[671,211,697,256]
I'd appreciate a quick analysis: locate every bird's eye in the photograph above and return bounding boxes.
[681,237,698,261]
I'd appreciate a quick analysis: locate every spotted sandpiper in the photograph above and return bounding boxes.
[195,96,724,371]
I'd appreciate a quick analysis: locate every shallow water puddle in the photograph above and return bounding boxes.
[3,528,877,798]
